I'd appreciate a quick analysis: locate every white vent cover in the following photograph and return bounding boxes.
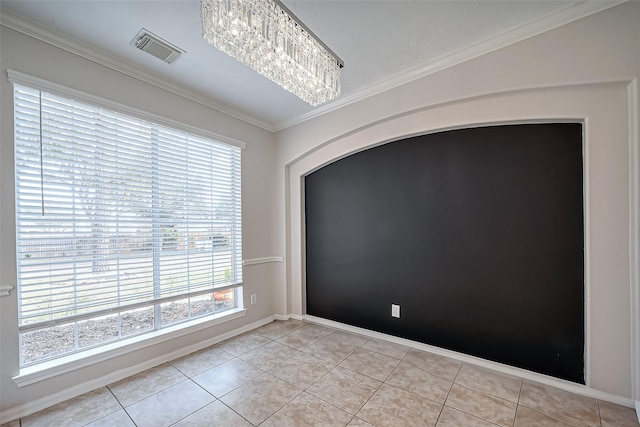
[131,28,184,64]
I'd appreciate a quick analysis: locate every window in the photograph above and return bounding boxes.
[13,83,242,367]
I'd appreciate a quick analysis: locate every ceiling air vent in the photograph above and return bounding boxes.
[130,28,184,64]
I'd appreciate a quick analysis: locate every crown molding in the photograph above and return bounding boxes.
[0,8,276,132]
[273,0,627,132]
[1,1,627,133]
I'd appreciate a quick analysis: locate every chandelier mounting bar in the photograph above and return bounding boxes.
[274,0,344,68]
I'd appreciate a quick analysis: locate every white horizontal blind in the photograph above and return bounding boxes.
[14,84,242,330]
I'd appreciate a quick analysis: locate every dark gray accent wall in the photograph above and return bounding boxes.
[304,123,584,383]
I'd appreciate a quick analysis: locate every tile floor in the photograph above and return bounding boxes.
[3,320,639,427]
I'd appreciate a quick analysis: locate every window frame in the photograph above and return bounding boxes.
[9,70,246,374]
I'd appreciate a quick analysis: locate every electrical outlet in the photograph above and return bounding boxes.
[391,304,400,318]
[250,294,257,304]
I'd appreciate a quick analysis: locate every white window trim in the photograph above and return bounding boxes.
[9,70,249,383]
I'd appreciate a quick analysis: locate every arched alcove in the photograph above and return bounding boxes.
[305,123,584,382]
[285,82,634,398]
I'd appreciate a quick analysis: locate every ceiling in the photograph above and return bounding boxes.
[0,0,621,131]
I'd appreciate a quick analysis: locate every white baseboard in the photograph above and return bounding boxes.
[0,315,276,424]
[273,314,291,321]
[287,313,304,321]
[303,314,637,409]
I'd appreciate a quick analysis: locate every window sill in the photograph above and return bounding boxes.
[13,308,246,387]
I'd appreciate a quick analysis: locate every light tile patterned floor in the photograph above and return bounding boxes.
[4,320,639,427]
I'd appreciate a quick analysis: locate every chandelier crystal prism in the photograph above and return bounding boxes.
[201,0,343,106]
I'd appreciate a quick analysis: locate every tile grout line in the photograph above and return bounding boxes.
[299,341,376,423]
[402,348,463,383]
[343,337,385,421]
[272,323,337,351]
[169,343,260,426]
[220,398,256,427]
[106,363,190,409]
[355,343,452,426]
[340,351,404,384]
[360,341,411,362]
[105,384,139,427]
[263,383,304,426]
[516,404,578,427]
[433,359,464,427]
[216,368,303,426]
[512,377,524,427]
[432,367,516,426]
[211,327,307,426]
[192,367,264,426]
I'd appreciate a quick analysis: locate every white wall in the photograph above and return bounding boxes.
[0,27,279,417]
[275,1,639,402]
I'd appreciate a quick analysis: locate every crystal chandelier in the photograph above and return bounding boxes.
[201,0,344,106]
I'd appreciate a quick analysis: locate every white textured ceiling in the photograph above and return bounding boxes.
[0,0,621,130]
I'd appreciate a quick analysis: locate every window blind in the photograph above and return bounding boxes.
[14,84,243,332]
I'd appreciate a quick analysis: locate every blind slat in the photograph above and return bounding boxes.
[14,84,243,330]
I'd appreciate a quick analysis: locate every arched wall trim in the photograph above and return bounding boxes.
[285,82,637,401]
